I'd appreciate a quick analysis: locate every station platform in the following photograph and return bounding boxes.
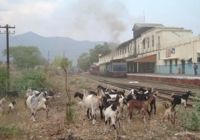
[127,73,200,86]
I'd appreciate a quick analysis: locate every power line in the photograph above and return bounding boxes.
[0,24,15,91]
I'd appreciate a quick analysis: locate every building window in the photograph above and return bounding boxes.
[142,39,145,49]
[175,59,178,66]
[158,36,161,49]
[197,57,200,62]
[165,60,167,66]
[152,35,154,47]
[147,37,149,48]
[158,52,160,60]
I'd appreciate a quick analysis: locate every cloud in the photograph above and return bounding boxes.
[64,0,130,42]
[0,0,133,42]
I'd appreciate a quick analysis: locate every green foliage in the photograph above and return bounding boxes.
[52,56,72,70]
[65,105,75,123]
[61,57,71,70]
[0,67,7,96]
[180,101,200,131]
[77,53,90,71]
[77,43,112,71]
[89,43,111,64]
[15,69,49,91]
[4,46,46,68]
[0,126,21,136]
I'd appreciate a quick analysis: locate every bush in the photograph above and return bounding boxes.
[0,126,21,137]
[0,67,7,97]
[14,69,51,93]
[180,101,200,131]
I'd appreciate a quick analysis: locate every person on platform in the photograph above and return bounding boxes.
[193,63,198,75]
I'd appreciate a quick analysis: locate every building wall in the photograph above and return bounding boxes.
[98,24,199,75]
[156,37,200,74]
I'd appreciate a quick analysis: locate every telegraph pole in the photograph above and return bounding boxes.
[0,24,15,91]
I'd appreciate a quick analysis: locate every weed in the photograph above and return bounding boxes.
[0,125,22,137]
[180,101,200,131]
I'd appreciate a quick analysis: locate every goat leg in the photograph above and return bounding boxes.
[31,112,36,122]
[46,108,49,119]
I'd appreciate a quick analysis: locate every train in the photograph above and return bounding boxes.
[89,61,127,77]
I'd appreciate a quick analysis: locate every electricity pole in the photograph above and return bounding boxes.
[0,24,15,92]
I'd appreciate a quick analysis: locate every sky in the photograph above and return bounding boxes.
[0,0,200,42]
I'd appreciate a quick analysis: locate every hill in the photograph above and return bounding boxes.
[0,32,101,64]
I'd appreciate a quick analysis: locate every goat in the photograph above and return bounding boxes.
[162,102,176,125]
[103,94,121,132]
[25,88,40,97]
[26,92,49,122]
[124,89,157,115]
[127,93,157,123]
[98,88,125,119]
[74,91,101,124]
[171,91,191,109]
[8,101,16,113]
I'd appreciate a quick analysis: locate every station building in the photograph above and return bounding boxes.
[98,23,200,75]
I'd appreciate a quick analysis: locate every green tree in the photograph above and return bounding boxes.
[4,46,46,68]
[89,43,111,64]
[0,67,7,97]
[59,57,74,123]
[52,56,72,69]
[77,42,112,71]
[77,53,90,71]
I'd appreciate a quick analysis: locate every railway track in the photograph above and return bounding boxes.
[86,75,200,107]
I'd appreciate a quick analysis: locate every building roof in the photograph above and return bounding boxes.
[117,39,134,49]
[133,23,164,31]
[133,23,164,38]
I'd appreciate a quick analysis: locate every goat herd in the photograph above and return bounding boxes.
[0,88,55,121]
[0,85,192,135]
[74,85,192,132]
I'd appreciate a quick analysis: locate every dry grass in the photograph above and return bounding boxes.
[0,73,196,140]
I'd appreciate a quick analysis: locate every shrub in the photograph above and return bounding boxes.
[0,67,7,97]
[0,126,22,137]
[180,101,200,131]
[14,69,51,93]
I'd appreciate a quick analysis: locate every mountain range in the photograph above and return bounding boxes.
[0,32,101,64]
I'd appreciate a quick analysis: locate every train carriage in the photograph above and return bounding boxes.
[99,60,127,77]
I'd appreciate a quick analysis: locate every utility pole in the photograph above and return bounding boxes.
[0,24,15,92]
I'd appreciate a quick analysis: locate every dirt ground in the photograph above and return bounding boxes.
[0,74,199,140]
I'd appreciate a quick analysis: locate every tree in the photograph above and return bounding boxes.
[89,43,111,64]
[0,67,7,96]
[77,42,112,71]
[77,53,90,71]
[52,55,72,69]
[3,46,47,68]
[59,57,74,122]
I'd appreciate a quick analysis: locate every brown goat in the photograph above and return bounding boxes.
[127,94,156,123]
[162,102,176,125]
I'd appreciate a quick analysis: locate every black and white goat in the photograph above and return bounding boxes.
[26,91,49,121]
[103,94,121,131]
[74,91,101,124]
[97,85,125,119]
[25,88,40,97]
[8,101,16,113]
[171,91,192,109]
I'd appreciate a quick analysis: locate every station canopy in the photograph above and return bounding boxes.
[127,54,156,63]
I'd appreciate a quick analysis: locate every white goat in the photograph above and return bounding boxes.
[26,88,40,97]
[26,92,48,121]
[74,91,101,124]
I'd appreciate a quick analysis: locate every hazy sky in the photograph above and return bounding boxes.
[0,0,199,42]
